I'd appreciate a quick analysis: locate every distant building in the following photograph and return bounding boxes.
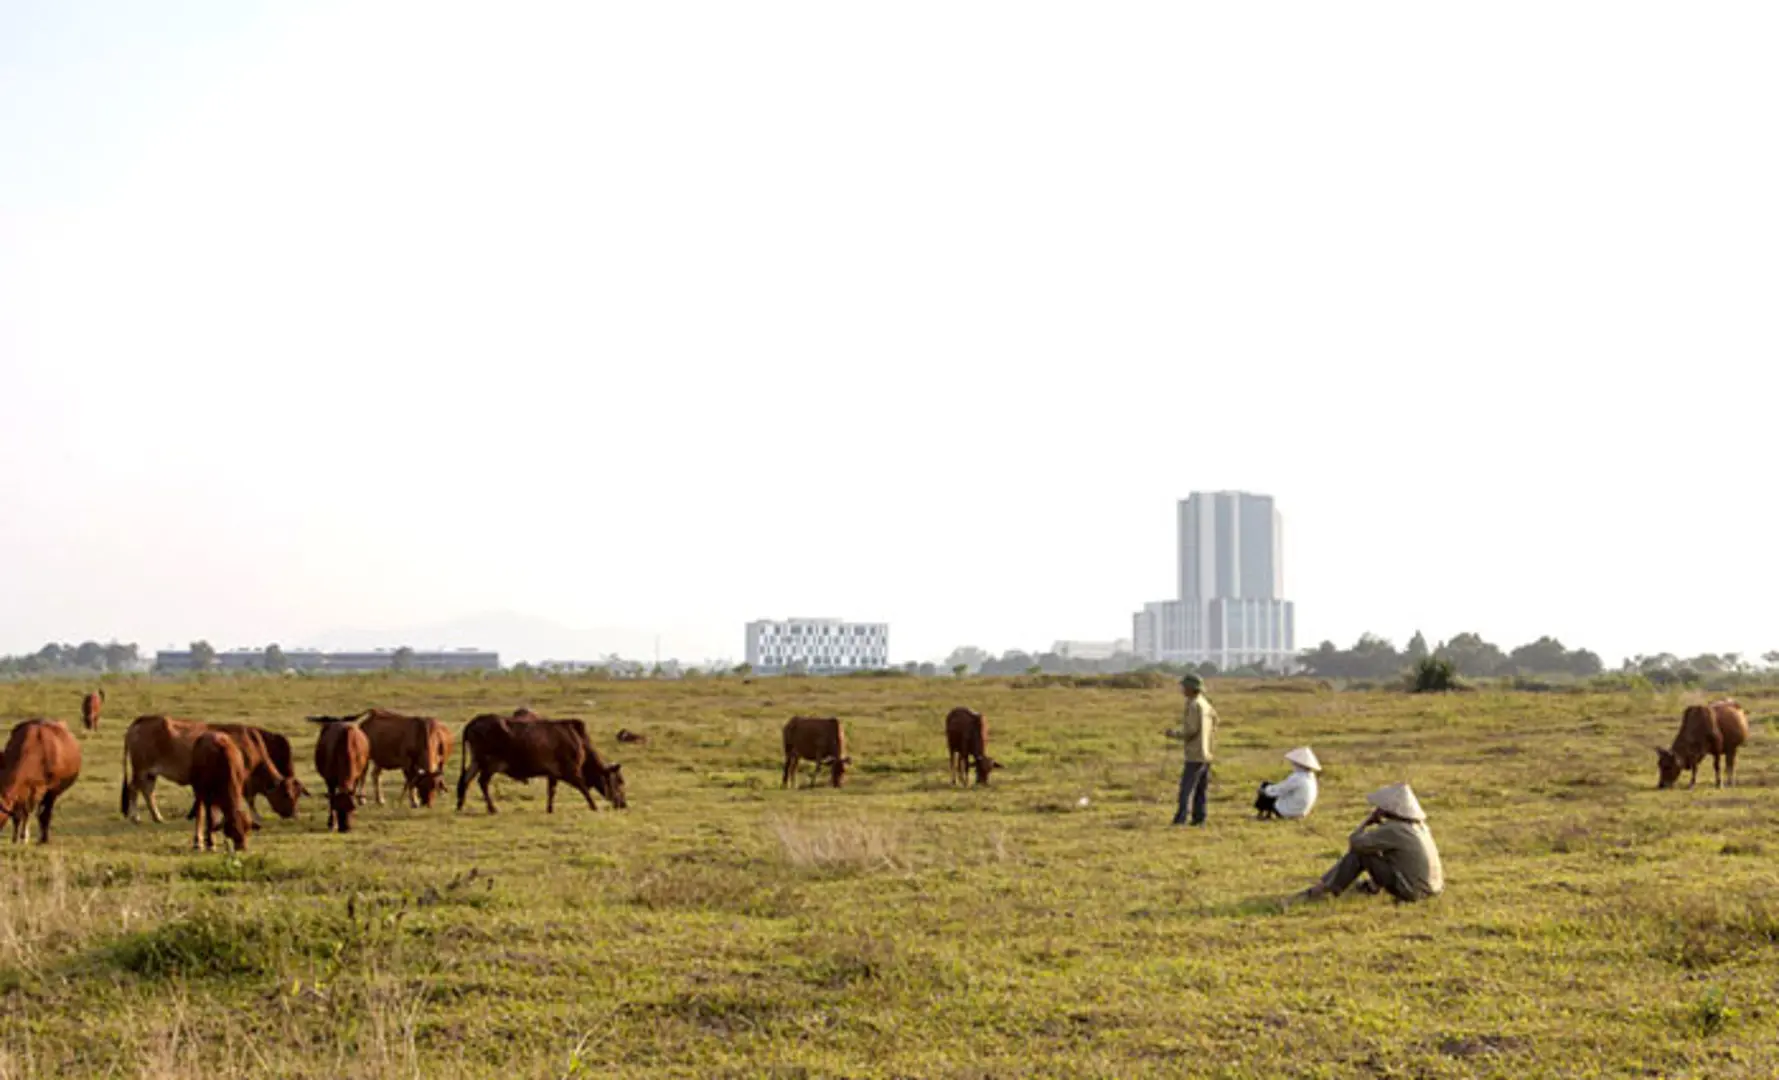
[745,617,889,675]
[1051,639,1133,661]
[1131,491,1296,670]
[153,648,499,673]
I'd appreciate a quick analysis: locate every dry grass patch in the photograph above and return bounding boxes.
[767,813,907,873]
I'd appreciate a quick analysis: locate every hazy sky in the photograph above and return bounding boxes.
[3,3,1775,666]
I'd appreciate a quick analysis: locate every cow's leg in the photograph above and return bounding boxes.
[782,751,796,789]
[404,771,419,809]
[1688,762,1699,789]
[547,778,557,814]
[371,766,386,806]
[191,799,205,850]
[1726,746,1739,787]
[478,772,497,814]
[1713,754,1723,789]
[144,775,166,824]
[456,762,476,812]
[574,778,598,812]
[37,792,59,845]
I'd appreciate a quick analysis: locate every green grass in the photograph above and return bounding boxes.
[0,673,1776,1077]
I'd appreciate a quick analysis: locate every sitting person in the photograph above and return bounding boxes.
[1290,783,1443,904]
[1254,746,1321,819]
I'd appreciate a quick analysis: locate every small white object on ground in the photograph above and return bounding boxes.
[1077,796,1090,808]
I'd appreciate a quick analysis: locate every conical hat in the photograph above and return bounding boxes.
[1366,782,1425,822]
[1284,746,1321,772]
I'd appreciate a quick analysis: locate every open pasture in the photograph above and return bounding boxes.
[0,674,1776,1078]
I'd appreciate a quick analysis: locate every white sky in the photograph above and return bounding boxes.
[3,3,1775,666]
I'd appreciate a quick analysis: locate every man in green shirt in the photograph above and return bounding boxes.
[1292,782,1444,903]
[1171,673,1217,827]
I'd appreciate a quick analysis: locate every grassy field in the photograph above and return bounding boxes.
[0,674,1775,1078]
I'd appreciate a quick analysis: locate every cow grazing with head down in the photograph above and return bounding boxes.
[123,716,300,825]
[944,707,1001,786]
[782,716,850,789]
[319,709,452,808]
[81,689,105,733]
[0,720,82,844]
[1657,699,1750,789]
[456,712,626,814]
[206,724,306,821]
[313,719,371,833]
[189,731,252,851]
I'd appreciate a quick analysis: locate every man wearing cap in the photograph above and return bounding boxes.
[1292,783,1444,903]
[1255,747,1321,819]
[1171,674,1217,827]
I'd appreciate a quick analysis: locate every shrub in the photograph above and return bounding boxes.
[1410,656,1461,693]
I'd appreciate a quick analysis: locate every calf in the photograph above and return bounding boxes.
[782,716,851,788]
[81,689,105,733]
[189,732,252,851]
[346,710,452,808]
[1658,699,1750,789]
[944,707,1000,786]
[0,720,82,844]
[457,713,626,814]
[313,720,371,833]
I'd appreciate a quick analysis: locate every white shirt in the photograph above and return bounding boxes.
[1262,768,1318,819]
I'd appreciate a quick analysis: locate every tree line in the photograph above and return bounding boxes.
[0,641,141,676]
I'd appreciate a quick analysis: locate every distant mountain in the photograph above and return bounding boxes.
[301,611,682,665]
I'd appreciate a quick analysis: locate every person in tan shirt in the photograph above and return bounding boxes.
[1171,673,1217,826]
[1291,782,1444,903]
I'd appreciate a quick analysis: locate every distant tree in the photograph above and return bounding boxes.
[36,643,66,667]
[103,642,138,673]
[1349,635,1403,680]
[1436,633,1506,678]
[1024,664,1042,676]
[733,662,754,677]
[1685,654,1726,675]
[902,661,919,675]
[1507,636,1570,675]
[952,663,968,678]
[73,641,105,669]
[189,640,217,671]
[917,662,937,677]
[390,646,415,673]
[1404,631,1430,665]
[943,646,991,674]
[263,644,288,673]
[1565,649,1603,677]
[1765,650,1779,670]
[1296,641,1345,678]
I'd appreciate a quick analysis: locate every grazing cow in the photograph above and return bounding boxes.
[189,732,252,851]
[339,709,452,808]
[206,724,305,821]
[944,707,1001,786]
[616,728,647,744]
[1657,699,1750,789]
[81,689,105,732]
[0,720,82,844]
[782,716,850,789]
[313,720,371,833]
[457,712,626,814]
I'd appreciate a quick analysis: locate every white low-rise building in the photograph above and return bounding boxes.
[745,617,888,674]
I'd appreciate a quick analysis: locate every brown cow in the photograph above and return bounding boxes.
[1657,699,1750,789]
[313,720,371,833]
[342,709,452,808]
[782,716,850,788]
[456,713,626,814]
[207,724,305,821]
[122,716,300,825]
[945,707,1001,786]
[189,732,252,851]
[0,720,82,844]
[81,689,105,733]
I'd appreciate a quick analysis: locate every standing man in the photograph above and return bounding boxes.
[1172,673,1218,827]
